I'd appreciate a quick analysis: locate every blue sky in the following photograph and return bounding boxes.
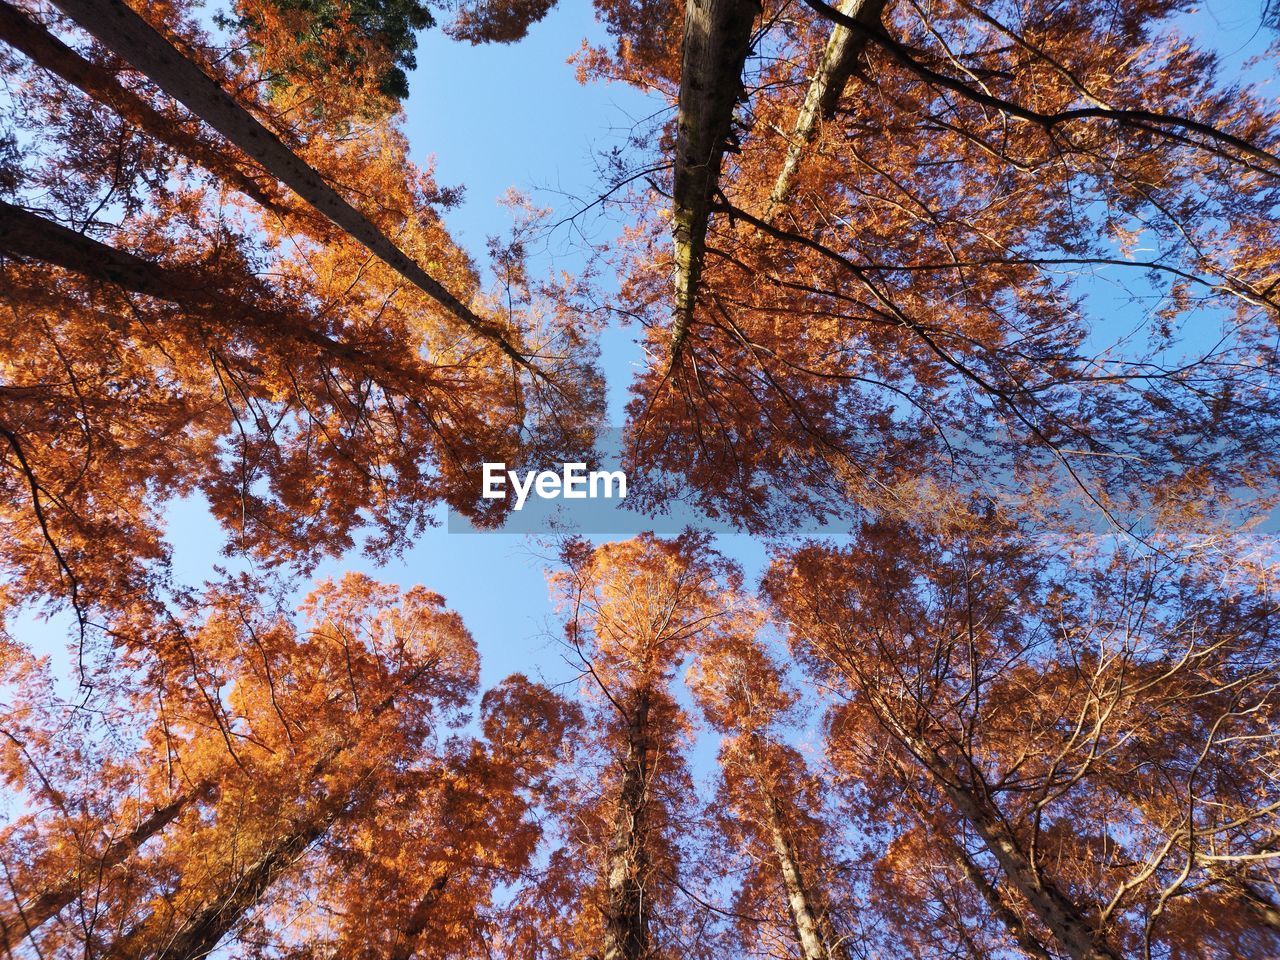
[374,0,1277,692]
[16,0,1276,702]
[4,0,771,714]
[176,2,772,695]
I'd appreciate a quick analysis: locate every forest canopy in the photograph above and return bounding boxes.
[1,0,1278,957]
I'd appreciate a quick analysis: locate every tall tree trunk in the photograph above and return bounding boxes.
[946,830,1054,960]
[0,670,424,957]
[0,786,211,951]
[763,794,846,960]
[603,688,654,960]
[102,720,398,959]
[922,756,1120,960]
[0,0,283,214]
[0,200,430,391]
[893,767,1053,960]
[106,812,336,960]
[766,0,887,214]
[47,0,535,371]
[870,705,1118,960]
[668,0,761,368]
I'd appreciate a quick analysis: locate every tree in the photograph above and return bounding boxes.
[667,0,762,367]
[688,627,862,960]
[766,0,888,214]
[49,0,537,369]
[0,197,538,629]
[4,2,1280,957]
[445,0,559,44]
[608,0,1280,534]
[0,0,601,629]
[500,533,746,960]
[0,572,579,959]
[0,0,288,213]
[246,672,581,959]
[232,0,434,106]
[766,515,1280,959]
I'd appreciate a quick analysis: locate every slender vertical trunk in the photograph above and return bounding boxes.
[763,795,838,960]
[0,787,210,951]
[47,0,534,370]
[668,0,762,368]
[0,0,283,213]
[603,688,654,960]
[766,0,888,213]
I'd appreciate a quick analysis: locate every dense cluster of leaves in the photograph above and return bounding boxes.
[234,0,434,104]
[2,0,1278,958]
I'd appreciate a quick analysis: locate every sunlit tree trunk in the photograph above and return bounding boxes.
[100,677,420,960]
[857,683,1118,959]
[900,732,1120,960]
[893,766,1053,960]
[763,794,848,960]
[766,0,888,213]
[48,0,534,370]
[0,666,435,958]
[669,0,761,367]
[106,812,336,960]
[946,830,1053,960]
[603,688,653,960]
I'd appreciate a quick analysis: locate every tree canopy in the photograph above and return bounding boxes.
[1,0,1278,957]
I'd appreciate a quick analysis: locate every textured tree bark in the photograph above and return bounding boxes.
[0,200,431,389]
[945,831,1054,960]
[766,0,888,213]
[106,813,335,960]
[0,787,211,951]
[933,771,1120,960]
[668,0,762,368]
[0,199,227,303]
[0,0,283,213]
[47,0,535,370]
[764,795,841,960]
[603,688,654,960]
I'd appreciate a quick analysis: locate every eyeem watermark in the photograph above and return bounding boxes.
[482,462,628,511]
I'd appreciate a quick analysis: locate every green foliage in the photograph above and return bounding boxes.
[248,0,432,102]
